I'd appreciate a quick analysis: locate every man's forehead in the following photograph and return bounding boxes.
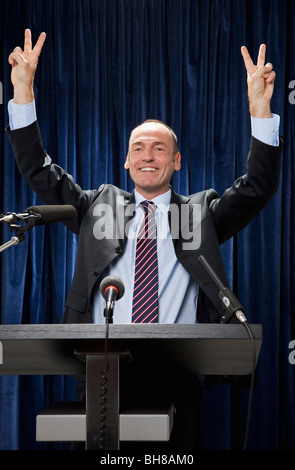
[130,122,172,143]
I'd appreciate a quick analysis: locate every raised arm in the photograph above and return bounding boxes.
[209,45,281,244]
[8,29,46,104]
[6,29,95,234]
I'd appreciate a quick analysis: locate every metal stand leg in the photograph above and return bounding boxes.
[86,354,120,450]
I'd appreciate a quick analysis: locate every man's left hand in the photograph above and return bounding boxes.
[241,43,276,118]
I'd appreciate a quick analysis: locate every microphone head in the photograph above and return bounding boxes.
[26,205,76,225]
[99,275,125,301]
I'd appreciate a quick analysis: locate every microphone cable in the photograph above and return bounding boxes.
[97,276,124,449]
[240,320,256,450]
[197,255,258,450]
[98,318,110,450]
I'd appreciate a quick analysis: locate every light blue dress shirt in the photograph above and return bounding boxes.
[93,189,199,323]
[7,100,280,324]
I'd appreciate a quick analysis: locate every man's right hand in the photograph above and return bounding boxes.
[8,29,46,104]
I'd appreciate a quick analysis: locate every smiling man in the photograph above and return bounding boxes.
[6,30,283,449]
[125,120,181,199]
[6,30,282,326]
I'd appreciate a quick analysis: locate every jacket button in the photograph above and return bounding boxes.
[116,246,122,254]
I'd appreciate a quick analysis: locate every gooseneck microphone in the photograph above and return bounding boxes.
[99,275,125,323]
[198,255,247,323]
[0,205,76,226]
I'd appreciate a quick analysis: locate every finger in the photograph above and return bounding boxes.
[241,45,255,75]
[8,48,23,65]
[13,46,23,54]
[265,70,276,84]
[8,46,23,65]
[262,63,273,79]
[24,28,32,52]
[8,53,15,65]
[8,51,27,67]
[264,62,273,71]
[32,32,46,57]
[257,43,266,67]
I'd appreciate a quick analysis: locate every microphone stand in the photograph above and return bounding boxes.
[0,214,40,254]
[99,307,112,450]
[0,225,29,254]
[0,232,26,253]
[103,302,114,324]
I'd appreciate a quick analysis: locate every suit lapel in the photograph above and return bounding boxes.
[118,189,136,247]
[169,186,230,316]
[169,186,190,244]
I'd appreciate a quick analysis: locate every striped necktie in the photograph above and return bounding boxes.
[132,201,159,323]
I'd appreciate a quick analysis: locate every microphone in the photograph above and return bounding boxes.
[26,205,76,225]
[99,275,125,323]
[198,255,247,324]
[0,205,77,255]
[0,205,77,226]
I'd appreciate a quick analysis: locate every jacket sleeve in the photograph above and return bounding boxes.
[209,136,283,244]
[6,120,101,235]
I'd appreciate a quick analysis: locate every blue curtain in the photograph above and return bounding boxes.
[0,0,294,450]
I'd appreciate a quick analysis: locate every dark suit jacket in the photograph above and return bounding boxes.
[6,121,283,324]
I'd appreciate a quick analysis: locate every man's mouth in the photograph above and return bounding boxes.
[139,167,158,172]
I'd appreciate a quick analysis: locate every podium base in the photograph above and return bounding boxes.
[36,401,174,443]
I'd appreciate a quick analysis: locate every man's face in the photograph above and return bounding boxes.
[125,122,181,199]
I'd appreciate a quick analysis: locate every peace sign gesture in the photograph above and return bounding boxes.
[241,44,275,119]
[8,29,46,104]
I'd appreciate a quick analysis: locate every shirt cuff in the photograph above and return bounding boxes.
[251,114,280,147]
[8,99,37,130]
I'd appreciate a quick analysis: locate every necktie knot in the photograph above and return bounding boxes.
[140,200,156,212]
[140,201,156,240]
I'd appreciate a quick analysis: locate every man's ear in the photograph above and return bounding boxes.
[174,152,181,171]
[124,154,130,169]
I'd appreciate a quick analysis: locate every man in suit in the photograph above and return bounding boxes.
[6,30,282,449]
[7,30,282,326]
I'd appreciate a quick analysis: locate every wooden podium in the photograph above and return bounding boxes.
[0,323,262,449]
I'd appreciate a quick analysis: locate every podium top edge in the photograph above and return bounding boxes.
[0,323,262,340]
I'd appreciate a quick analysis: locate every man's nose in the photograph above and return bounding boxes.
[143,149,155,160]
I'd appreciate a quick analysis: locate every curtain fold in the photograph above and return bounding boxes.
[0,0,294,450]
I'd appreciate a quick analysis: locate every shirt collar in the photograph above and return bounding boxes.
[134,189,171,214]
